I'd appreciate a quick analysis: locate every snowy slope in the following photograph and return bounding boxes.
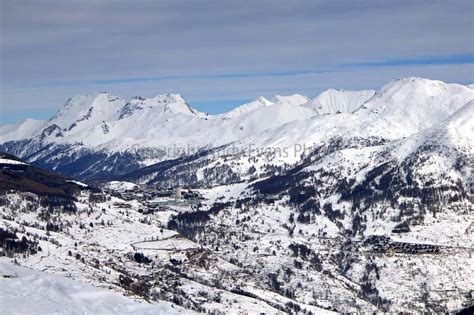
[391,99,474,160]
[220,96,274,119]
[304,89,375,114]
[0,261,190,315]
[0,158,27,165]
[270,93,310,106]
[0,118,45,143]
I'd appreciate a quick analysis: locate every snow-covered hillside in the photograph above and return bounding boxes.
[304,89,375,114]
[219,96,274,119]
[0,165,335,313]
[0,261,190,315]
[355,77,474,138]
[0,118,45,143]
[270,93,310,106]
[0,161,472,313]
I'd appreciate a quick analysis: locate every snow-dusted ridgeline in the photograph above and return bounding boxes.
[0,77,472,181]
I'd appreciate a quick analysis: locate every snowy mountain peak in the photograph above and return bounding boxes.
[152,93,196,115]
[371,77,473,107]
[366,77,473,112]
[305,88,375,115]
[0,118,46,143]
[145,93,187,104]
[120,93,205,119]
[220,96,274,119]
[255,96,273,105]
[47,92,125,133]
[271,94,309,106]
[356,77,474,138]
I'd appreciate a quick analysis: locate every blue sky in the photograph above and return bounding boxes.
[1,0,473,125]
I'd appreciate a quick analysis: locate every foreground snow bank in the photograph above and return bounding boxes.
[0,158,27,165]
[0,261,191,314]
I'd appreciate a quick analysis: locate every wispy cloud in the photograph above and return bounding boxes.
[345,54,474,68]
[91,54,474,85]
[3,53,472,89]
[92,70,339,85]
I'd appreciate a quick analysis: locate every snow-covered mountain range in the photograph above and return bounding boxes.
[1,77,472,182]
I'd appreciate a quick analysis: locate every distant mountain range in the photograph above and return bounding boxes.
[0,77,472,184]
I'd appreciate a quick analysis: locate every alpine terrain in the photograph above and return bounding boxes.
[1,77,473,313]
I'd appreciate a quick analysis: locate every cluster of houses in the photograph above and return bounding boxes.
[102,184,204,213]
[380,242,440,254]
[256,193,283,204]
[363,235,440,254]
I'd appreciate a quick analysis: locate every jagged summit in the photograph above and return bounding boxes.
[119,93,205,119]
[47,92,125,133]
[255,96,272,104]
[50,92,204,127]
